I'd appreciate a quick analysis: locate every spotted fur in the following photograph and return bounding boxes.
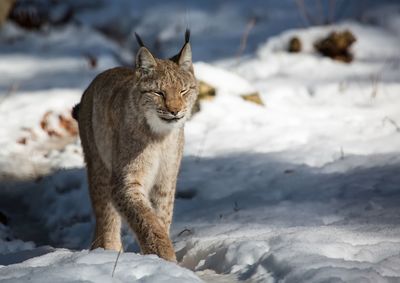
[75,32,198,262]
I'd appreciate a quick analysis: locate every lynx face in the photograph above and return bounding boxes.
[135,45,197,134]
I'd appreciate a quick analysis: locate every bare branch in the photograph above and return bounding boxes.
[177,228,193,237]
[328,0,336,24]
[383,116,400,132]
[236,17,256,58]
[111,248,123,277]
[295,0,314,26]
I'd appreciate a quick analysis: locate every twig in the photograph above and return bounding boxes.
[111,247,123,277]
[370,58,391,98]
[383,116,400,132]
[336,0,349,22]
[295,0,314,26]
[340,147,345,160]
[236,17,256,58]
[370,72,381,98]
[233,201,240,212]
[328,0,336,24]
[177,228,192,237]
[315,0,324,25]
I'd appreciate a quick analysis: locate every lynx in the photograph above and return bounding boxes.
[73,30,198,262]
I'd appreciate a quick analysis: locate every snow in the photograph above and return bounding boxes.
[1,1,400,282]
[0,249,202,283]
[194,62,256,96]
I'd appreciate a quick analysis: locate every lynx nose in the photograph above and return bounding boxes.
[165,96,182,116]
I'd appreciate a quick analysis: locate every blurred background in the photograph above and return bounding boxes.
[0,1,400,282]
[1,0,398,61]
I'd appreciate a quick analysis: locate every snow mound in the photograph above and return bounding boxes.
[0,249,202,283]
[177,226,400,282]
[194,62,256,95]
[257,21,400,60]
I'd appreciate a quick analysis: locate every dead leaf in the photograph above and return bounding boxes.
[241,92,264,106]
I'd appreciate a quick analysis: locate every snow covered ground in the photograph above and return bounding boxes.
[1,1,400,282]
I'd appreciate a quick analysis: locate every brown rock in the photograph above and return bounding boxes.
[9,1,73,30]
[288,36,302,53]
[314,30,356,63]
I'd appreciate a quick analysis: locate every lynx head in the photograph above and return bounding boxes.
[134,30,198,135]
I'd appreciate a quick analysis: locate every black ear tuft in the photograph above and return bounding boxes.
[168,29,193,71]
[72,103,80,121]
[134,32,145,47]
[185,29,190,44]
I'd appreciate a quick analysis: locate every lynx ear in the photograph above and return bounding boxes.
[178,43,192,72]
[169,29,193,72]
[136,47,157,71]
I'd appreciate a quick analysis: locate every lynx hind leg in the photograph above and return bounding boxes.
[87,162,122,251]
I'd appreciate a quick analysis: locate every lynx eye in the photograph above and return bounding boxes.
[153,91,165,98]
[180,89,189,96]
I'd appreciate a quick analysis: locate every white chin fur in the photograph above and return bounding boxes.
[145,111,185,134]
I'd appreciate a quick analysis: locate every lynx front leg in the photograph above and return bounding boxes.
[150,183,176,233]
[151,140,183,233]
[87,165,122,251]
[91,194,122,251]
[111,179,176,262]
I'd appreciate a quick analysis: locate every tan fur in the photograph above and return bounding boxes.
[75,38,197,262]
